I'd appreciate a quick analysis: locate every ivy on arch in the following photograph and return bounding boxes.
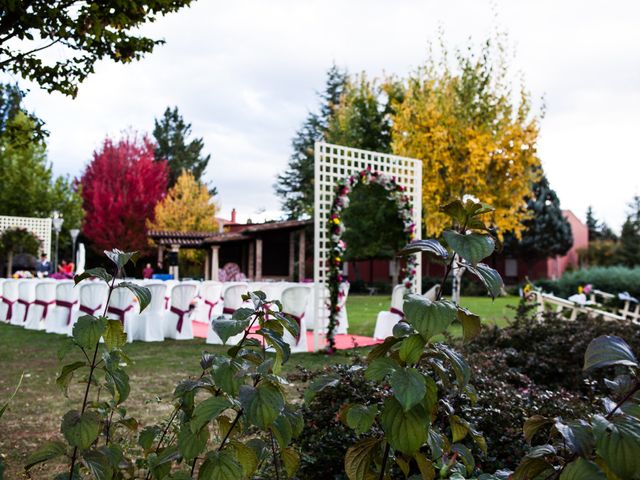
[326,168,418,351]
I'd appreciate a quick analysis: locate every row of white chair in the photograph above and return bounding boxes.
[0,279,314,352]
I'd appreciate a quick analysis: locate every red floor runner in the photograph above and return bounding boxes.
[192,321,381,351]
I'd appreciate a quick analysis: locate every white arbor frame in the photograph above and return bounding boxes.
[0,215,52,257]
[313,142,423,351]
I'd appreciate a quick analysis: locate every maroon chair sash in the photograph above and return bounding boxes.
[204,299,219,320]
[222,306,236,315]
[2,297,15,321]
[107,304,134,324]
[18,299,34,322]
[79,304,103,316]
[35,299,56,320]
[390,307,405,318]
[170,305,190,333]
[164,296,170,309]
[56,299,78,325]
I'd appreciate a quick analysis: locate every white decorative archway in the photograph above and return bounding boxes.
[313,142,423,351]
[0,215,52,257]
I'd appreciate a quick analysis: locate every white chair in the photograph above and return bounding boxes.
[335,282,350,335]
[70,282,109,334]
[25,280,57,330]
[374,285,408,340]
[206,283,249,345]
[48,281,78,335]
[280,286,310,353]
[198,281,223,323]
[0,279,19,323]
[129,282,166,342]
[13,280,36,326]
[107,284,137,342]
[163,280,179,310]
[163,283,197,340]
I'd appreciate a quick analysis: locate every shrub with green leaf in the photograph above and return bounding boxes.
[535,266,640,300]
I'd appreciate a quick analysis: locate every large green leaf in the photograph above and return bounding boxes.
[72,315,108,350]
[555,419,594,456]
[56,361,86,396]
[464,263,503,299]
[593,414,640,479]
[138,426,160,451]
[449,415,470,442]
[304,374,340,404]
[403,295,456,340]
[271,413,293,449]
[61,410,101,449]
[344,437,382,480]
[115,282,151,312]
[282,447,300,478]
[440,200,468,224]
[230,440,260,478]
[399,334,426,364]
[456,307,481,343]
[442,231,494,265]
[82,449,114,480]
[365,357,399,381]
[559,458,606,480]
[390,368,426,411]
[523,415,553,444]
[380,397,429,454]
[25,440,67,470]
[191,396,231,433]
[212,317,250,344]
[104,249,138,269]
[240,382,284,429]
[584,336,638,371]
[74,267,112,285]
[213,359,244,396]
[231,307,255,321]
[178,423,209,460]
[103,319,126,350]
[198,450,242,480]
[399,239,449,263]
[104,366,130,404]
[435,344,471,388]
[261,327,291,364]
[345,404,378,435]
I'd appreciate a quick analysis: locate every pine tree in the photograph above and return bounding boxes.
[586,206,600,241]
[153,106,212,190]
[274,65,347,219]
[505,173,573,266]
[617,196,640,267]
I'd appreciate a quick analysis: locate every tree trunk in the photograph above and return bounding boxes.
[390,258,399,287]
[451,261,465,305]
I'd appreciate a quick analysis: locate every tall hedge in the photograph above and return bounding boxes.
[536,266,640,299]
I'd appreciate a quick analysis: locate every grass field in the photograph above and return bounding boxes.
[0,295,517,477]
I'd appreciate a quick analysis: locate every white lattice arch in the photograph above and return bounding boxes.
[313,142,422,351]
[0,215,52,258]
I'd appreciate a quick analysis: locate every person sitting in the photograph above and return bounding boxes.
[142,263,154,279]
[58,260,74,278]
[36,253,51,278]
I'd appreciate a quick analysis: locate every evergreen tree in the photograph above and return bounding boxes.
[586,206,600,242]
[274,65,347,219]
[505,173,573,265]
[618,196,640,267]
[153,106,212,190]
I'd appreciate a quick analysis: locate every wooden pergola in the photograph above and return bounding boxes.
[148,219,311,281]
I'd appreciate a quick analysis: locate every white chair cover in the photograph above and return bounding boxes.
[374,285,407,340]
[25,280,57,330]
[13,280,36,326]
[0,279,20,323]
[206,283,249,345]
[129,282,166,342]
[423,285,440,301]
[163,280,179,310]
[70,282,109,335]
[48,281,78,335]
[163,283,197,340]
[280,286,310,353]
[335,282,350,335]
[196,281,223,323]
[108,283,137,342]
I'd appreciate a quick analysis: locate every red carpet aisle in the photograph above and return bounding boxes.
[191,321,382,351]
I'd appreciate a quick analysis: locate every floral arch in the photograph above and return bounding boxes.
[313,142,423,352]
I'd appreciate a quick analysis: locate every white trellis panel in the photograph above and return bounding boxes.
[0,215,52,257]
[313,142,422,351]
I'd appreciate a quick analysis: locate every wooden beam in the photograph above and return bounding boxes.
[298,230,305,281]
[248,241,255,279]
[204,249,211,281]
[255,238,263,280]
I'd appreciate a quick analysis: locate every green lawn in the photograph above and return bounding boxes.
[0,294,516,476]
[347,294,518,336]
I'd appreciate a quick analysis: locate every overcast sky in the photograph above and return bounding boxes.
[11,0,640,230]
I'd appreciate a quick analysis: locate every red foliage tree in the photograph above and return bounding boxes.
[81,134,168,253]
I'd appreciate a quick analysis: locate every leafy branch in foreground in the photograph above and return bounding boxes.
[307,199,504,479]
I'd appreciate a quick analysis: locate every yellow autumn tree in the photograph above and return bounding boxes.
[148,170,218,261]
[391,38,542,238]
